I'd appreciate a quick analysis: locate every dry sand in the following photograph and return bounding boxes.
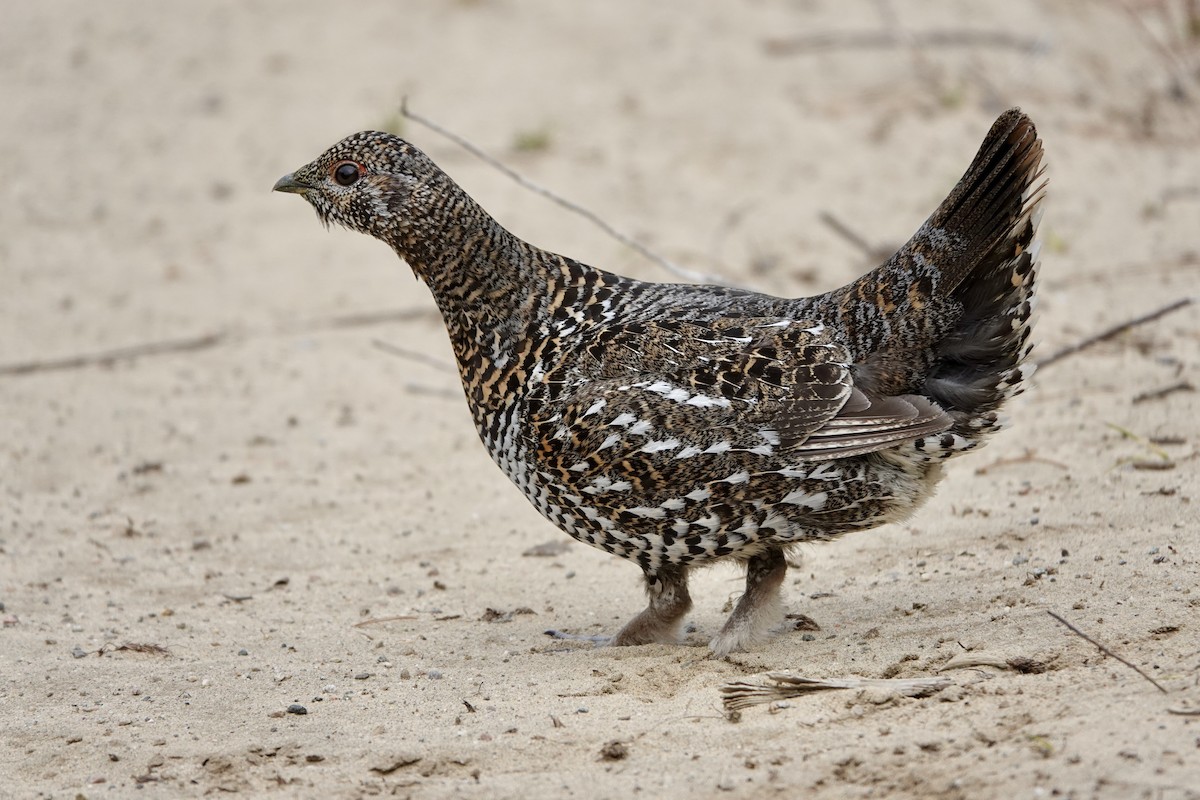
[2,1,1199,797]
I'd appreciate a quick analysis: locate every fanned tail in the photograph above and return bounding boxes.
[819,109,1046,461]
[915,110,1046,459]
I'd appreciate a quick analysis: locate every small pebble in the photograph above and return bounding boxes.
[238,649,249,656]
[427,670,443,680]
[71,646,88,659]
[286,704,308,715]
[1147,547,1159,555]
[355,672,370,680]
[399,668,412,679]
[576,707,589,714]
[1011,555,1029,566]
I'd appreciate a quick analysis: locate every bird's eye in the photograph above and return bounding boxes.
[333,162,361,186]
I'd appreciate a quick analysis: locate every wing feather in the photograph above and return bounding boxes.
[530,317,952,483]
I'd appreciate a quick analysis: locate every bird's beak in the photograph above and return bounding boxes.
[273,173,313,195]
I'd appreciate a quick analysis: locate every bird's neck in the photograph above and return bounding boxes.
[383,181,593,415]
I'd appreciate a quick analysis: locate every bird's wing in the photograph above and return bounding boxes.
[529,317,953,487]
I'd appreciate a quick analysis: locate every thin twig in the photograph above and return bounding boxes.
[764,29,1048,57]
[0,332,226,377]
[1036,297,1195,371]
[1132,380,1195,404]
[371,339,456,373]
[818,211,894,261]
[1,309,442,380]
[399,99,736,288]
[1046,610,1168,694]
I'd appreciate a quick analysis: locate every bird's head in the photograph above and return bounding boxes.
[273,131,439,242]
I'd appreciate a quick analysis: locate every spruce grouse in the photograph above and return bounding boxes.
[275,110,1045,656]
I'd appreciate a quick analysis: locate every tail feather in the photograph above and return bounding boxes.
[927,139,1044,422]
[823,109,1046,460]
[919,110,1046,294]
[827,109,1046,388]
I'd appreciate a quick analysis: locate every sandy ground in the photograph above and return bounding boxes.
[3,1,1200,798]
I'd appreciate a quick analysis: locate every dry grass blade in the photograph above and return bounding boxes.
[721,672,952,711]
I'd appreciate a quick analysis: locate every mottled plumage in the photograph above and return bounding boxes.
[275,110,1046,655]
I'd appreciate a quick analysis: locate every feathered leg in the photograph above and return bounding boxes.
[611,564,693,646]
[547,564,692,646]
[709,547,787,657]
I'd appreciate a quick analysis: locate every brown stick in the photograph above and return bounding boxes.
[764,29,1047,57]
[1046,610,1168,694]
[0,308,438,380]
[1036,297,1194,371]
[0,332,226,377]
